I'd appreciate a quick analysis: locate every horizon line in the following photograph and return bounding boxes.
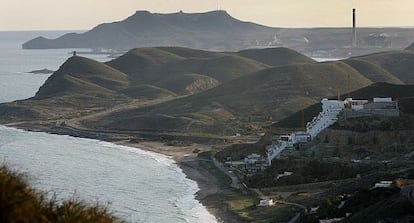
[1,25,414,32]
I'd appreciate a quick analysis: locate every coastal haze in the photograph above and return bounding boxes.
[1,1,414,223]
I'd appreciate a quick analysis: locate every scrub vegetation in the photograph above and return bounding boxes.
[0,165,122,223]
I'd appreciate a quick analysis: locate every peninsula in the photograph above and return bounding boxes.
[22,10,414,58]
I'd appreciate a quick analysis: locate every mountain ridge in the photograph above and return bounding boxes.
[1,47,414,137]
[22,10,279,51]
[22,10,414,58]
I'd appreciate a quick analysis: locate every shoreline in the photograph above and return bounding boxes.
[1,124,248,223]
[119,141,248,223]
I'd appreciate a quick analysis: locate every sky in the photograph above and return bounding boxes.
[0,0,413,31]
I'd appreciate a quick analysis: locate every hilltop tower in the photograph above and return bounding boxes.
[352,8,357,47]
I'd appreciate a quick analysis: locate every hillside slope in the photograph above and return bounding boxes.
[36,56,129,99]
[2,48,414,139]
[236,47,315,67]
[106,47,316,95]
[81,49,414,136]
[349,50,414,84]
[0,46,314,124]
[343,59,403,84]
[83,61,372,135]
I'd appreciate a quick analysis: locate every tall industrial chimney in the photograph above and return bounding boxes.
[352,8,357,47]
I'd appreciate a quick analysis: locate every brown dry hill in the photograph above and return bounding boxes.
[82,61,373,135]
[0,47,313,124]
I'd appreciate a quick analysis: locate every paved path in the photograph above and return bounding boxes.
[199,157,241,189]
[212,156,241,189]
[287,213,301,223]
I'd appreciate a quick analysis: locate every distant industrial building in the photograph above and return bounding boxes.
[364,33,392,48]
[352,8,357,47]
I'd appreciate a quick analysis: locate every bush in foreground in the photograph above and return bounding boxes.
[0,165,122,223]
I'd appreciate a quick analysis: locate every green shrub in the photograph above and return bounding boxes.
[0,165,122,223]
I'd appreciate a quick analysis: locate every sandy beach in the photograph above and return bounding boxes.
[123,141,248,223]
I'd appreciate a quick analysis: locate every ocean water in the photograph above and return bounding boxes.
[0,31,217,223]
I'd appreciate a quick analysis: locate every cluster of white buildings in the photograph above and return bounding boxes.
[244,97,399,173]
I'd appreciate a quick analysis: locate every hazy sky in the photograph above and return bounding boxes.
[0,0,413,30]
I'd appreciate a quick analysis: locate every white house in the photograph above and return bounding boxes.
[258,199,275,207]
[306,98,344,139]
[374,180,393,188]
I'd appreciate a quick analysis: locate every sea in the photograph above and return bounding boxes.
[0,31,217,223]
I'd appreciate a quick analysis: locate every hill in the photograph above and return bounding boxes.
[36,56,129,99]
[2,47,414,140]
[22,11,414,58]
[82,61,372,135]
[343,59,403,84]
[406,43,414,50]
[236,47,315,67]
[0,46,314,124]
[107,47,270,85]
[23,10,280,51]
[80,49,414,136]
[349,50,414,84]
[105,47,316,95]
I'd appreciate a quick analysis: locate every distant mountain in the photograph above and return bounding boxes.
[22,11,414,57]
[407,43,414,50]
[23,10,280,51]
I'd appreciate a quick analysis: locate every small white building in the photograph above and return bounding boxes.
[258,199,275,207]
[244,154,267,174]
[344,98,369,110]
[374,180,393,188]
[319,218,344,223]
[276,171,293,180]
[373,97,392,103]
[244,154,262,164]
[291,132,311,144]
[309,206,320,214]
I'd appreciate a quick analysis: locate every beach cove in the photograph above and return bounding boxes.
[0,31,236,223]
